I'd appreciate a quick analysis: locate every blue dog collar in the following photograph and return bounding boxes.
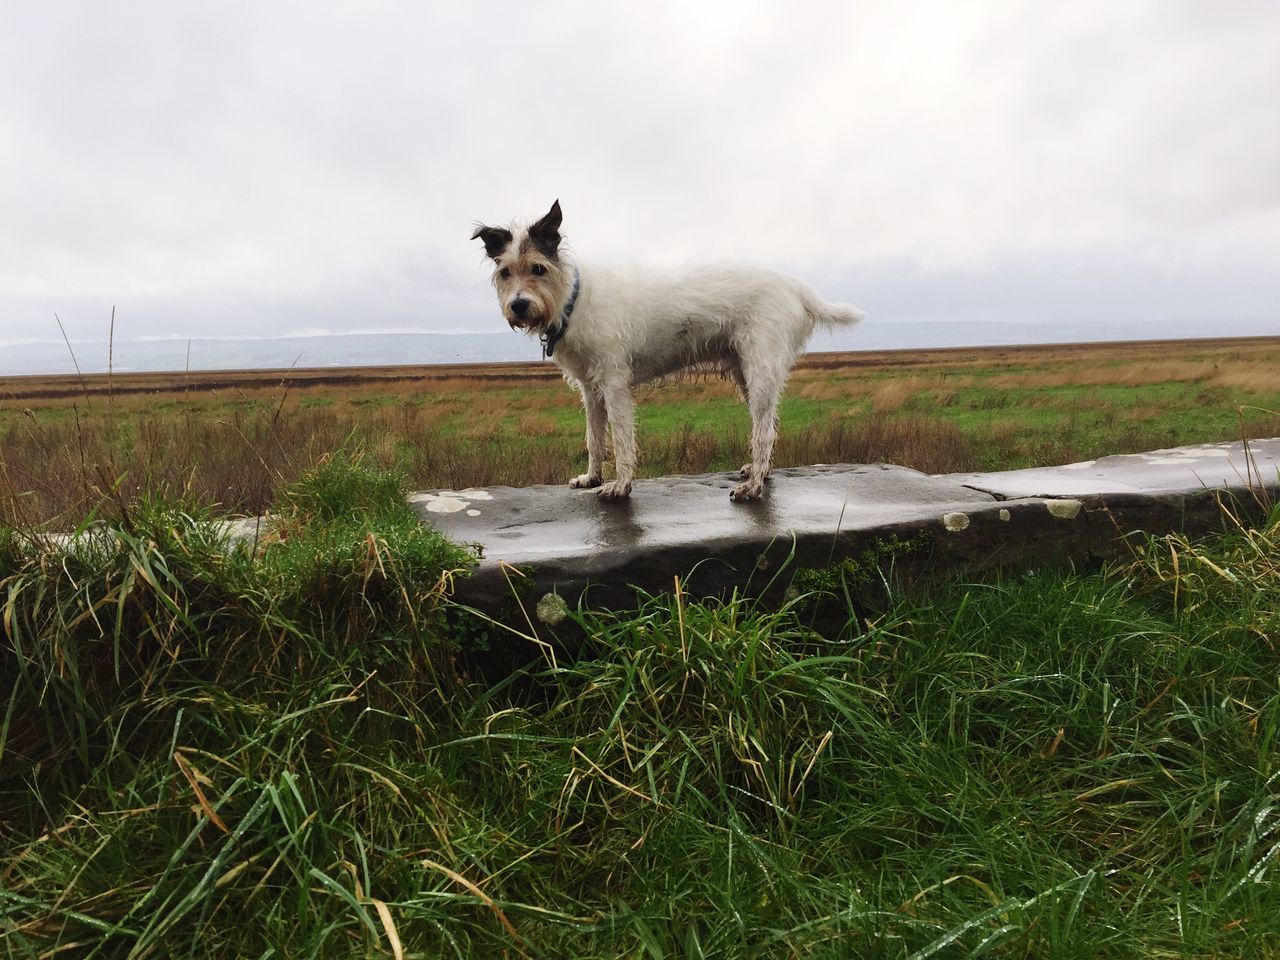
[542,268,579,358]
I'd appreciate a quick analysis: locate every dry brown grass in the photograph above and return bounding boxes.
[1211,366,1280,393]
[515,412,561,436]
[773,416,979,473]
[984,361,1216,390]
[866,376,934,413]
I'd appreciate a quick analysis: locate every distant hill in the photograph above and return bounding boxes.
[1,317,1276,376]
[0,332,531,376]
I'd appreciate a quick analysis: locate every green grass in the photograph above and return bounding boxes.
[2,463,1278,956]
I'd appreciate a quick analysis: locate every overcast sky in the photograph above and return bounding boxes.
[2,1,1278,349]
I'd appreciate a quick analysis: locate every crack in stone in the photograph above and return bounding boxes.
[959,485,1011,501]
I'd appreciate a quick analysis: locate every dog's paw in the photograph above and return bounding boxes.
[569,473,603,489]
[597,479,633,501]
[730,479,765,502]
[738,464,772,481]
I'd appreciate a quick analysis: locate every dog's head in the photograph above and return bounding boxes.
[472,200,572,334]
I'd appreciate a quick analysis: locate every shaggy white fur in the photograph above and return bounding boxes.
[472,201,863,501]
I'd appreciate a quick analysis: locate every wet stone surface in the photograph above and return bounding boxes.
[412,465,998,567]
[414,463,1004,620]
[412,439,1280,623]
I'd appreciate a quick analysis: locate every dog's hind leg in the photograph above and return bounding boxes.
[729,362,772,482]
[731,359,783,502]
[569,388,606,489]
[597,376,636,500]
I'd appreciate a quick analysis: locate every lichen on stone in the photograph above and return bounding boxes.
[1046,499,1083,520]
[536,591,569,625]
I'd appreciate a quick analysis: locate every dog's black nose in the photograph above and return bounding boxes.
[511,298,530,319]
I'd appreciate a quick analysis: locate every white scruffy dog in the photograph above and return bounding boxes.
[472,200,863,501]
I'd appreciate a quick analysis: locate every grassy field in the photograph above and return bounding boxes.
[1,336,1278,527]
[1,459,1277,957]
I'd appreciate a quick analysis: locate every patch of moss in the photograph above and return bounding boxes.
[792,531,931,598]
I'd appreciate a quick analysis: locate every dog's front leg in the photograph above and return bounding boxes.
[569,388,606,489]
[597,376,635,500]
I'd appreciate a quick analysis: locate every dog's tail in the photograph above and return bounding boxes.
[805,294,865,329]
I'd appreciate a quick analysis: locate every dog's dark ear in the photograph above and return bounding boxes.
[528,200,562,258]
[471,224,513,261]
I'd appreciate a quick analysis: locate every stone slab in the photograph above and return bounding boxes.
[411,439,1280,625]
[411,466,1078,621]
[410,464,997,566]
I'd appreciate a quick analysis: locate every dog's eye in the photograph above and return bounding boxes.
[498,267,511,279]
[531,264,547,277]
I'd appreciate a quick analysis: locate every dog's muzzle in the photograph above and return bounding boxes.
[508,297,536,329]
